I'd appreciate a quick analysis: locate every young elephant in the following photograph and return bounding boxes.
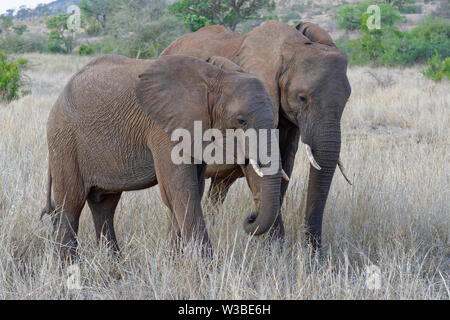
[43,54,282,260]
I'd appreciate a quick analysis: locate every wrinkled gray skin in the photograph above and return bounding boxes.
[43,54,281,261]
[162,21,352,249]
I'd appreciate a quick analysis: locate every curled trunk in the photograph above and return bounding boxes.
[243,128,282,235]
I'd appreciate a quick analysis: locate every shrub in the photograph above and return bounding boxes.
[0,52,28,103]
[0,34,47,54]
[336,16,450,67]
[12,24,27,35]
[78,44,95,55]
[336,1,404,31]
[100,2,184,59]
[422,50,450,81]
[45,30,66,53]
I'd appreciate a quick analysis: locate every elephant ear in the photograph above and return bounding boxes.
[136,55,220,159]
[207,56,244,73]
[295,22,335,47]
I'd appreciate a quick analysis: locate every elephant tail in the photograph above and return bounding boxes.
[40,165,55,220]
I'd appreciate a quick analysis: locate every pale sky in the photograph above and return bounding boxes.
[0,0,54,15]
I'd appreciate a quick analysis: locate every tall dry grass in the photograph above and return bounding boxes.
[0,53,448,299]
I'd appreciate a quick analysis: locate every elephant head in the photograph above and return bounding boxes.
[136,55,282,235]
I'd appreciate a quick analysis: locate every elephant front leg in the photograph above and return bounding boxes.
[154,158,212,257]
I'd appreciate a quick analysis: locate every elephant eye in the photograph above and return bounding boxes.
[298,94,308,104]
[237,116,247,126]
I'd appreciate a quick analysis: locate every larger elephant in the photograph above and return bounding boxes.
[43,54,281,260]
[162,21,352,249]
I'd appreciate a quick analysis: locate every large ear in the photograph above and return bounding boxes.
[136,55,221,158]
[207,56,244,73]
[295,22,335,47]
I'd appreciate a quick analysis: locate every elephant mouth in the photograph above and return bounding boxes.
[243,157,289,181]
[302,142,352,185]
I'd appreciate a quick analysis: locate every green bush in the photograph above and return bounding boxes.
[0,34,47,54]
[78,44,95,55]
[336,1,404,31]
[0,52,28,103]
[336,16,450,67]
[45,30,66,53]
[422,50,450,81]
[12,24,27,35]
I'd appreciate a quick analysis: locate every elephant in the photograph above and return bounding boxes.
[162,21,352,249]
[42,54,282,261]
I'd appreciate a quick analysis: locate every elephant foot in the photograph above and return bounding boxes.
[58,242,79,264]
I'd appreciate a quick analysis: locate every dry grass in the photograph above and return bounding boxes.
[0,53,448,299]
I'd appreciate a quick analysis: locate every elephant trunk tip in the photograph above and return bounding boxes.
[243,211,270,236]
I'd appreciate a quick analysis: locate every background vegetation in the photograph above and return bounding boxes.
[0,0,448,74]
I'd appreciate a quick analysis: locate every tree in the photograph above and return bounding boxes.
[80,0,114,31]
[0,15,13,34]
[169,0,275,32]
[102,0,184,59]
[16,5,32,20]
[13,25,28,35]
[45,14,75,53]
[5,9,15,18]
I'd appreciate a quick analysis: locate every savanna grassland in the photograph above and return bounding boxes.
[0,53,448,299]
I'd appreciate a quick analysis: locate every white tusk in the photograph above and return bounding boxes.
[305,145,321,170]
[338,158,352,185]
[249,158,264,177]
[281,169,290,182]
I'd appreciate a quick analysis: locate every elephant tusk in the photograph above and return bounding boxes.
[249,158,264,177]
[305,145,321,170]
[281,169,290,182]
[338,158,352,185]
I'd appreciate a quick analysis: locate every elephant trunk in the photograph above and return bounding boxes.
[304,122,341,249]
[243,127,282,236]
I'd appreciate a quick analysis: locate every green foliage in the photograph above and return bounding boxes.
[12,24,28,35]
[0,34,47,54]
[0,52,28,103]
[168,0,275,32]
[336,1,404,31]
[422,50,450,81]
[78,44,95,55]
[0,15,13,33]
[46,30,66,53]
[45,14,75,53]
[80,0,112,32]
[385,0,421,13]
[98,1,184,59]
[45,14,69,31]
[336,16,450,67]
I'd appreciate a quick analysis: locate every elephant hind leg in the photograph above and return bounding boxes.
[51,172,87,262]
[87,191,122,253]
